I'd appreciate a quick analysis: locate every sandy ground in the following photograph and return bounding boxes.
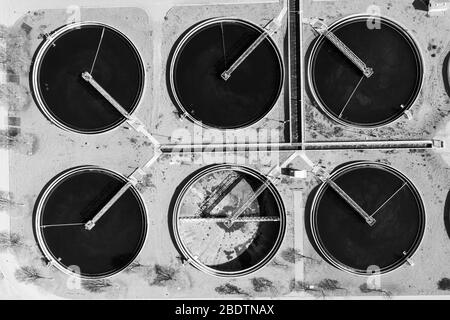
[1,0,450,300]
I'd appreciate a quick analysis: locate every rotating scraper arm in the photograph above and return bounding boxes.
[224,151,301,228]
[299,153,376,226]
[221,6,287,81]
[81,71,160,147]
[81,70,163,230]
[84,149,161,231]
[308,18,374,78]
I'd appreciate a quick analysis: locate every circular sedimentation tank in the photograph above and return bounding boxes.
[169,17,284,129]
[308,15,424,128]
[34,166,147,279]
[172,165,286,277]
[31,22,145,134]
[310,161,425,275]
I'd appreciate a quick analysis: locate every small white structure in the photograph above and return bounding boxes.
[428,0,450,16]
[281,168,308,179]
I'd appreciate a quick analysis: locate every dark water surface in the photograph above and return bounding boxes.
[37,25,144,133]
[310,17,423,127]
[172,19,283,129]
[38,168,147,278]
[312,164,425,274]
